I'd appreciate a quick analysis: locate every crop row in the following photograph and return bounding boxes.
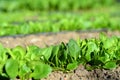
[0,0,116,11]
[0,14,119,36]
[0,33,120,80]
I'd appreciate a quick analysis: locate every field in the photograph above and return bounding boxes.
[0,0,120,80]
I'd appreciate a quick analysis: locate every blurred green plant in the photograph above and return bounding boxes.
[0,0,117,11]
[0,13,119,36]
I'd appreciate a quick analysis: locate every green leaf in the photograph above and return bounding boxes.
[12,46,26,59]
[40,46,53,61]
[31,63,52,79]
[5,59,19,79]
[26,45,41,60]
[85,41,98,61]
[103,37,117,49]
[19,64,31,77]
[103,61,116,69]
[67,62,78,70]
[59,42,68,62]
[50,45,59,60]
[6,48,15,59]
[99,33,107,41]
[0,43,7,59]
[50,45,59,67]
[0,43,7,74]
[87,41,98,52]
[98,53,110,63]
[84,52,91,62]
[68,39,80,60]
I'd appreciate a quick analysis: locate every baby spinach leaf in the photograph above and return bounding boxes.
[103,61,116,69]
[6,48,15,59]
[19,63,31,79]
[68,39,80,60]
[67,62,78,70]
[98,53,110,63]
[5,59,19,79]
[31,63,52,79]
[40,46,53,61]
[58,42,68,63]
[85,41,98,61]
[103,37,116,49]
[50,45,59,67]
[50,45,59,60]
[0,43,7,60]
[87,41,99,52]
[12,46,26,60]
[0,43,7,74]
[26,45,41,60]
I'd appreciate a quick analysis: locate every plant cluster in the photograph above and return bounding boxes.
[0,44,52,80]
[0,0,116,12]
[0,34,120,79]
[0,14,119,36]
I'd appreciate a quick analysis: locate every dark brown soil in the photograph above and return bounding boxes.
[0,30,120,80]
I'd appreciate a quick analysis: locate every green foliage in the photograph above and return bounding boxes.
[5,59,19,79]
[0,34,120,79]
[0,44,8,75]
[67,62,78,70]
[31,63,52,79]
[67,39,80,60]
[103,61,117,69]
[3,45,52,80]
[0,0,116,11]
[0,13,119,36]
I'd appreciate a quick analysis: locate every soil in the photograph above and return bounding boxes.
[42,65,120,80]
[0,30,120,48]
[0,30,120,80]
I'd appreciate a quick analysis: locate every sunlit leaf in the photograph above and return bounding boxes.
[68,39,80,60]
[5,59,19,79]
[67,62,78,70]
[31,63,52,79]
[103,61,116,69]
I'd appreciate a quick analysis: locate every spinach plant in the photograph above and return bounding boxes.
[0,33,120,79]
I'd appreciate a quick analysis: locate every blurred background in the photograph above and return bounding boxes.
[0,0,120,36]
[0,0,119,11]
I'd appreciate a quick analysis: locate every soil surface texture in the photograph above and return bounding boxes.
[0,30,120,48]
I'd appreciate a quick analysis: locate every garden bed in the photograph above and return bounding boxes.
[0,0,120,80]
[42,64,120,80]
[0,30,120,80]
